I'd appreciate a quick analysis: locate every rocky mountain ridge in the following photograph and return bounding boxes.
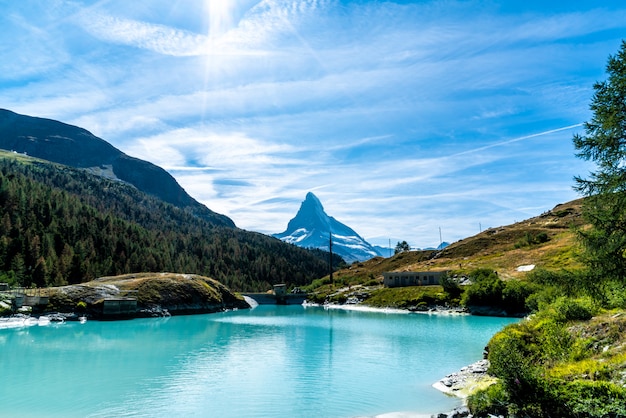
[273,192,381,263]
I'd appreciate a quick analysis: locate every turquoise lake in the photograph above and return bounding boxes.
[0,305,517,417]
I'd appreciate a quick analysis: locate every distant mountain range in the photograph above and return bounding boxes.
[0,109,233,227]
[372,242,450,257]
[273,192,382,263]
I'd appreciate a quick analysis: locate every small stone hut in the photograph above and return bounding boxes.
[382,271,447,288]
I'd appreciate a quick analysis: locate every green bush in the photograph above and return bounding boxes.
[514,231,550,248]
[486,323,572,417]
[525,285,561,312]
[502,280,536,314]
[467,382,508,417]
[527,268,576,291]
[439,273,462,299]
[551,296,597,322]
[561,380,626,417]
[306,292,327,304]
[461,269,504,307]
[534,317,573,362]
[478,293,622,417]
[603,280,626,309]
[329,293,347,304]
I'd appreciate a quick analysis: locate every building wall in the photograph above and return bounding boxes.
[382,271,447,288]
[102,298,138,316]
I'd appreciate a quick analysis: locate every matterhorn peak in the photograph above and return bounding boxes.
[273,192,381,263]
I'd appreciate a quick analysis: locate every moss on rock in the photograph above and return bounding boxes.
[46,273,249,318]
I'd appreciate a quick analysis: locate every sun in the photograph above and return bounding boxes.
[205,0,237,38]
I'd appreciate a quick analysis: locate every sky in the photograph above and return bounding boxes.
[1,0,626,250]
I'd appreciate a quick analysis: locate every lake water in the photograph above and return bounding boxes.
[0,305,517,418]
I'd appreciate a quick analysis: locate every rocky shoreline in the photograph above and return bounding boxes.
[430,360,502,418]
[433,359,493,398]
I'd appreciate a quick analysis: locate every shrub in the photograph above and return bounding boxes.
[329,293,347,304]
[486,323,574,417]
[440,273,462,299]
[306,292,327,304]
[502,280,537,314]
[560,380,626,417]
[461,269,504,307]
[603,280,626,309]
[487,328,549,415]
[514,231,550,248]
[525,285,562,312]
[534,317,573,363]
[551,296,596,322]
[527,268,590,298]
[467,382,509,417]
[364,279,379,287]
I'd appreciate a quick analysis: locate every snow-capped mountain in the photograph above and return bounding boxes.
[273,192,382,263]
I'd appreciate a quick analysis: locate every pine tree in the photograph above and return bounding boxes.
[573,40,626,283]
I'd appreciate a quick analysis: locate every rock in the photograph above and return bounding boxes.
[433,359,497,399]
[45,273,250,319]
[450,406,470,417]
[432,406,471,418]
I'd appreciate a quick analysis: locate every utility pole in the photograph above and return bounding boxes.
[329,232,333,285]
[439,227,443,250]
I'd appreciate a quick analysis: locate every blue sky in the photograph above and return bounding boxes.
[1,1,625,249]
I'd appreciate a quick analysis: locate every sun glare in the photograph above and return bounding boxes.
[205,0,237,38]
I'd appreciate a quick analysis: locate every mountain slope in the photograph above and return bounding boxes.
[317,198,586,288]
[0,109,233,227]
[0,152,333,292]
[274,192,381,263]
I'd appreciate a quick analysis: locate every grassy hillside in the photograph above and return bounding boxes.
[354,198,583,279]
[306,198,586,309]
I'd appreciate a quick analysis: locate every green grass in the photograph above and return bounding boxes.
[364,286,448,309]
[468,306,626,417]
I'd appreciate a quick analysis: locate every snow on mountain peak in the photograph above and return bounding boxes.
[273,192,382,263]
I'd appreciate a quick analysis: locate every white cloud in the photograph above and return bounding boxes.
[1,0,622,248]
[74,10,209,56]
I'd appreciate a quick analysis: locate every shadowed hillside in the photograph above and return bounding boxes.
[0,109,233,227]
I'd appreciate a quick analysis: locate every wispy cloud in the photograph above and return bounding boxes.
[74,10,209,56]
[1,0,623,248]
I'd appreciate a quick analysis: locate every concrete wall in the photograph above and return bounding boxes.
[244,293,307,305]
[102,298,138,316]
[23,295,49,306]
[383,271,447,288]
